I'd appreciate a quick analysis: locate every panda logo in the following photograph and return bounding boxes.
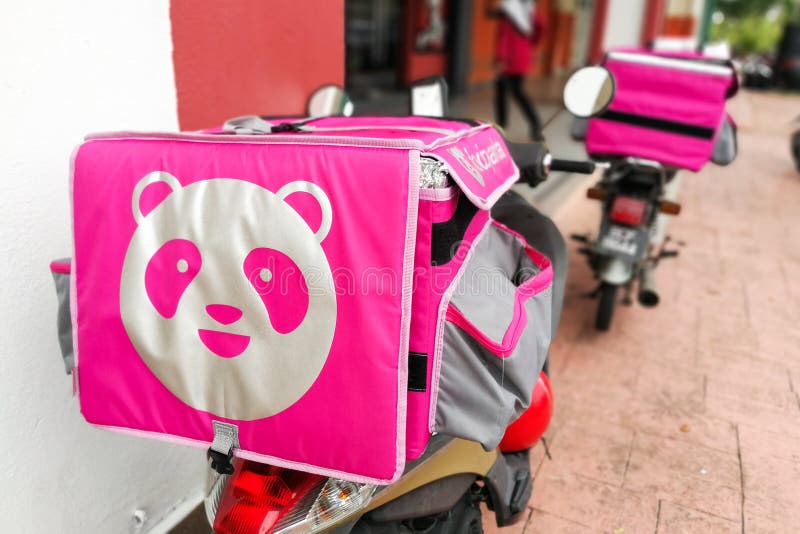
[119,171,336,421]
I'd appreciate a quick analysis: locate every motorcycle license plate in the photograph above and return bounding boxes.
[600,225,640,256]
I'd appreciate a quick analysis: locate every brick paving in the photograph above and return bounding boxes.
[485,91,800,533]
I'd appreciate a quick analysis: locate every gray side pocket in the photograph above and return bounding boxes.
[50,259,74,374]
[434,225,552,449]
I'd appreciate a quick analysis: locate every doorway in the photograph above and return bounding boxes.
[345,0,404,98]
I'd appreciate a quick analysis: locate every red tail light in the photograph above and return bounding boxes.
[609,196,647,226]
[213,460,325,534]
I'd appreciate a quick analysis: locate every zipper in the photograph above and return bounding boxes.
[86,120,491,149]
[85,130,430,150]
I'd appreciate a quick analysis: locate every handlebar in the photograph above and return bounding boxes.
[550,159,597,174]
[505,140,598,188]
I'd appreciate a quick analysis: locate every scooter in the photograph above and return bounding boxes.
[202,80,599,534]
[563,55,738,331]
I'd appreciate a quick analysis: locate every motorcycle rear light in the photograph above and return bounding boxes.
[211,460,325,534]
[207,459,376,534]
[658,200,681,215]
[272,478,376,533]
[586,186,606,201]
[609,196,647,225]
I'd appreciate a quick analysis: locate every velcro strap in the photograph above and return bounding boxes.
[408,352,428,392]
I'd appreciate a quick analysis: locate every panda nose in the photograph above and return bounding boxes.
[206,304,243,325]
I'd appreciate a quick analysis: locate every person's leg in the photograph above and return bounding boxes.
[508,75,544,141]
[494,74,510,128]
[491,190,567,341]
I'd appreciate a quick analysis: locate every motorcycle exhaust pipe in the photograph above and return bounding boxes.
[638,266,660,307]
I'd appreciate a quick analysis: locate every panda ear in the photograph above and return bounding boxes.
[276,181,332,242]
[132,171,182,224]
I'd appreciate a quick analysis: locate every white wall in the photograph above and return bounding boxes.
[0,2,205,533]
[603,0,646,50]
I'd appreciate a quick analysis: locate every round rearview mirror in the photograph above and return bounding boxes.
[563,67,615,118]
[307,85,354,118]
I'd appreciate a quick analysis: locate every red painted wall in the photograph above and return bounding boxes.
[171,0,344,130]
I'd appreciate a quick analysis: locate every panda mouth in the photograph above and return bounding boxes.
[198,329,251,358]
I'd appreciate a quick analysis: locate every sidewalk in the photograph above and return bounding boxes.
[485,90,800,533]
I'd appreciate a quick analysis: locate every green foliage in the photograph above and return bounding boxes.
[716,0,795,18]
[711,13,786,54]
[711,0,799,54]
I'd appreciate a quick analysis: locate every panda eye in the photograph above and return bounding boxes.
[243,248,308,334]
[145,239,202,318]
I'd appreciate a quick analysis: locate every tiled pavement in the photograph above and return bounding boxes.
[485,91,800,533]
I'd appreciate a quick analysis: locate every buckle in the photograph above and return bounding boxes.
[207,448,235,475]
[207,421,239,475]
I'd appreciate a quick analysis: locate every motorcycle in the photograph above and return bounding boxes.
[564,53,739,331]
[201,80,598,534]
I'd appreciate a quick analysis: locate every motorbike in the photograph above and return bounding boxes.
[563,54,739,331]
[201,80,598,534]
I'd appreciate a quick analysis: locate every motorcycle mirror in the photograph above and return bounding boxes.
[409,76,449,117]
[562,66,615,118]
[307,85,354,118]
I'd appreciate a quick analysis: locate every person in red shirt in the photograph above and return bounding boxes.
[491,0,546,141]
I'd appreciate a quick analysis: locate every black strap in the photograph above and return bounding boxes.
[408,352,428,392]
[597,110,715,140]
[431,194,478,266]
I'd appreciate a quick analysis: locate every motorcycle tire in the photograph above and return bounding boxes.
[791,130,800,173]
[595,283,618,331]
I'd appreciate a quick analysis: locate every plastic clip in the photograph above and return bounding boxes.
[207,421,239,475]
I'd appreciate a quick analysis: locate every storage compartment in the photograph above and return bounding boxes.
[61,116,524,485]
[586,48,738,171]
[434,222,552,449]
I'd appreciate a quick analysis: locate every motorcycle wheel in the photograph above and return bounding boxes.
[791,130,800,172]
[595,283,618,331]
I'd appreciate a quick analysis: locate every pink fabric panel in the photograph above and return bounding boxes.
[405,196,435,460]
[427,127,519,209]
[72,137,417,484]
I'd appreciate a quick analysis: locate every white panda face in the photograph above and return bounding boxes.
[119,172,336,421]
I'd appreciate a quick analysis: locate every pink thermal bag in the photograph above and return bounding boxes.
[57,116,554,484]
[586,48,738,171]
